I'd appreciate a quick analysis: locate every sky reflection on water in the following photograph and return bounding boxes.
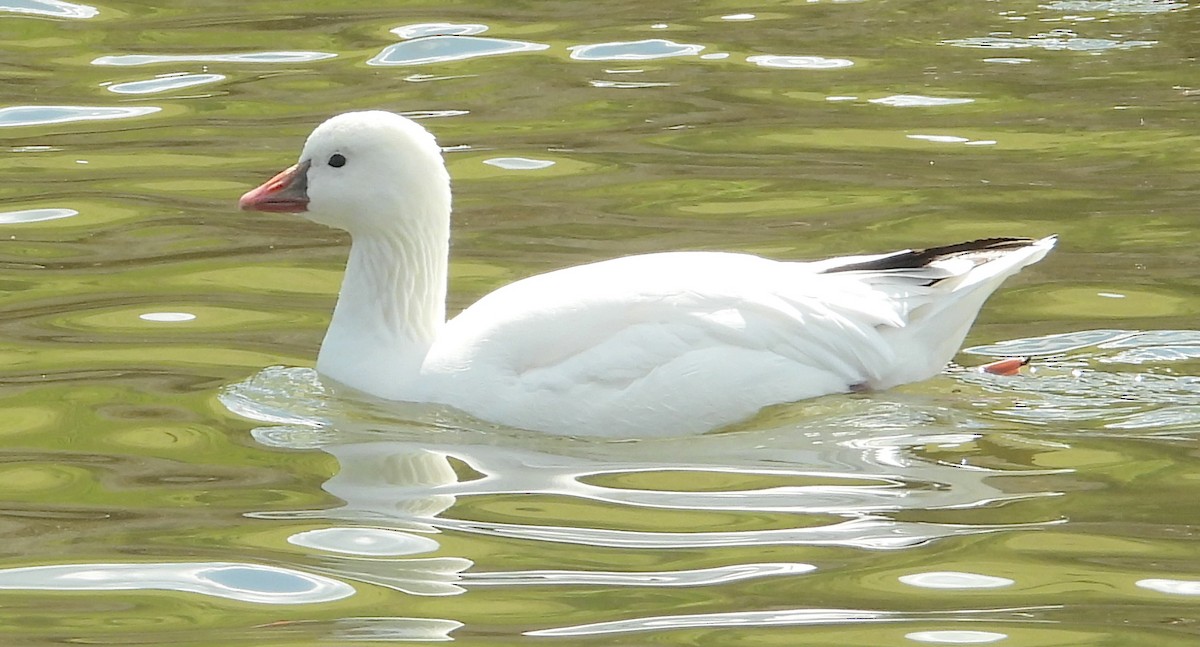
[0,562,354,604]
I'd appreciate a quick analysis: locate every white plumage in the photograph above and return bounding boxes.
[239,111,1054,437]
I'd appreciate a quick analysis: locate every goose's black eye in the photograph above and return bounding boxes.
[328,153,346,168]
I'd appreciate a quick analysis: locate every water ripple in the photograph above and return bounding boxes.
[1136,578,1200,595]
[321,617,463,642]
[1098,330,1200,362]
[964,329,1133,356]
[309,556,470,597]
[391,22,489,39]
[590,79,674,89]
[960,329,1200,433]
[944,33,1156,52]
[1042,0,1187,14]
[91,51,336,66]
[899,571,1015,589]
[0,207,78,224]
[869,95,975,107]
[369,36,549,66]
[570,39,704,61]
[0,562,354,604]
[907,630,1009,644]
[483,157,555,170]
[466,562,815,587]
[908,134,996,146]
[106,73,225,95]
[748,54,854,69]
[0,105,159,127]
[439,515,1055,551]
[1,0,97,18]
[526,605,1055,637]
[289,527,440,556]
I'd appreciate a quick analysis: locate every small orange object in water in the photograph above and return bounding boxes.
[979,356,1030,376]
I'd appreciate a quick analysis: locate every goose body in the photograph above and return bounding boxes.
[239,111,1054,437]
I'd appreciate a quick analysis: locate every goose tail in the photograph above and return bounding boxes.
[828,235,1057,388]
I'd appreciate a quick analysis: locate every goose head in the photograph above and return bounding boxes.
[239,111,451,237]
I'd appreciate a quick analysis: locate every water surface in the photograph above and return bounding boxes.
[1,0,1199,644]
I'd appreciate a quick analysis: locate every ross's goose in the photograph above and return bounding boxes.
[239,111,1055,437]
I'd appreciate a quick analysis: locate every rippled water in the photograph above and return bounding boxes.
[2,0,1200,644]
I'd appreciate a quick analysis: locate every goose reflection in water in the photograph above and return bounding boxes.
[225,362,1078,639]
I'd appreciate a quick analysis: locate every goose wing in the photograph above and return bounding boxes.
[420,238,1053,434]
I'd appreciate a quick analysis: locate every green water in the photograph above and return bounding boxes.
[2,0,1200,644]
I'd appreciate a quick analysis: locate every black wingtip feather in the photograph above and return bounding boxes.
[822,237,1037,274]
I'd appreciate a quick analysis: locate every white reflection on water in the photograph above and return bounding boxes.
[0,105,160,127]
[253,440,471,596]
[590,79,675,89]
[483,157,555,170]
[391,22,489,39]
[0,562,353,604]
[963,329,1133,356]
[1135,578,1200,595]
[435,515,1057,551]
[259,616,463,642]
[466,562,815,587]
[907,134,996,146]
[569,39,705,60]
[907,629,1008,643]
[106,73,225,95]
[0,0,97,18]
[369,36,549,66]
[91,51,336,66]
[0,207,78,224]
[305,554,471,597]
[961,329,1200,434]
[289,527,440,556]
[899,571,1015,589]
[1043,0,1187,13]
[330,617,463,642]
[1096,330,1200,364]
[747,54,854,69]
[869,95,976,107]
[525,605,1055,637]
[943,34,1156,51]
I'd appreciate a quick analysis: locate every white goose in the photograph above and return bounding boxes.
[239,111,1054,437]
